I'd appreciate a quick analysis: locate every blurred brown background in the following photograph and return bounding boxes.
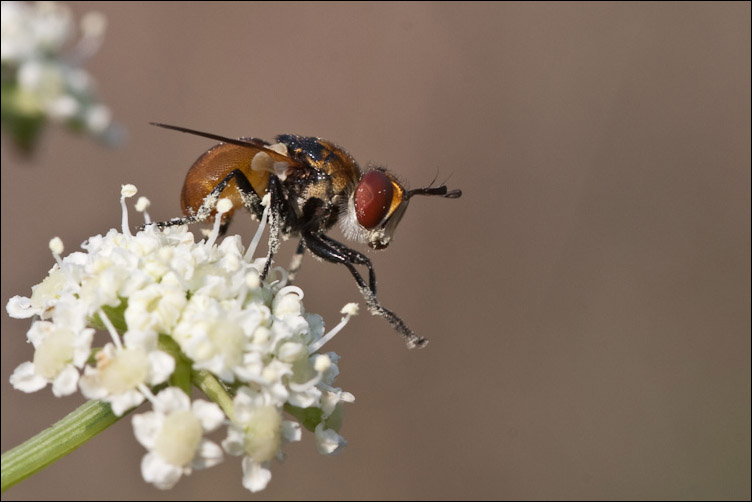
[1,2,749,500]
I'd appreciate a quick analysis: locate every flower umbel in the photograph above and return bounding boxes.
[5,184,355,492]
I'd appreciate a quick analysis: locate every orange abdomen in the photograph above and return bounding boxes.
[180,142,270,218]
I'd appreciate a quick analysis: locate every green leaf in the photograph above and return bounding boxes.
[283,404,323,432]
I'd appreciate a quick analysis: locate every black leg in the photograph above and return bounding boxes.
[141,169,263,231]
[304,231,427,348]
[317,234,377,295]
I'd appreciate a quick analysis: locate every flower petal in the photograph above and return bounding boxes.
[281,420,301,443]
[10,362,47,393]
[6,295,36,318]
[146,350,175,385]
[141,452,183,489]
[153,387,190,414]
[191,400,225,432]
[191,439,223,470]
[221,425,246,457]
[314,423,347,455]
[109,388,145,416]
[241,457,272,493]
[132,411,161,449]
[51,365,79,396]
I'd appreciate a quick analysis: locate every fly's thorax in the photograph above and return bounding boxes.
[277,135,360,194]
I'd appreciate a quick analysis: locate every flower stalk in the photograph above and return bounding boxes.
[1,400,124,492]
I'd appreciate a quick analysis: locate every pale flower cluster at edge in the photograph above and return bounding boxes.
[1,1,122,145]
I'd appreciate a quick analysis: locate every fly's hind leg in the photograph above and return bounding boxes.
[141,169,264,234]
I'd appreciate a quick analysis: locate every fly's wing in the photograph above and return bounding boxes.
[152,123,294,163]
[151,123,303,216]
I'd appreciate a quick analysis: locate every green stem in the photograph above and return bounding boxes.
[158,334,193,395]
[1,400,126,492]
[192,370,236,422]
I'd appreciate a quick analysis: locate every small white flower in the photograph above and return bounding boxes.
[271,286,304,316]
[124,283,187,336]
[79,343,174,416]
[133,387,224,489]
[173,294,264,382]
[222,388,301,493]
[241,457,272,493]
[9,314,93,397]
[321,386,355,417]
[314,423,347,456]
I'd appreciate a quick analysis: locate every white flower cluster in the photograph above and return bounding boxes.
[1,1,121,147]
[6,185,355,492]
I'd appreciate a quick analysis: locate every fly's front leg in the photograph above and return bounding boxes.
[304,231,427,349]
[317,233,377,295]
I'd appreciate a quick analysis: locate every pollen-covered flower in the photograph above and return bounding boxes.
[132,387,224,489]
[5,184,355,492]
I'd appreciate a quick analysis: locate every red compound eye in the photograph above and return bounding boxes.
[355,170,394,229]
